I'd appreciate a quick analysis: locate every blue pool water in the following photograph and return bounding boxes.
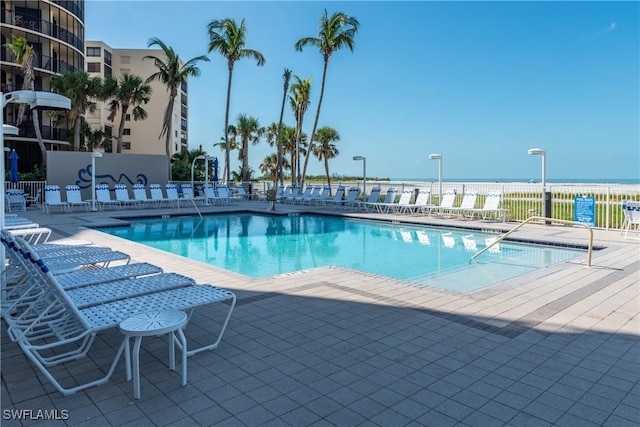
[98,214,585,293]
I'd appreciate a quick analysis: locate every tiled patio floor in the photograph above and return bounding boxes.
[2,201,639,426]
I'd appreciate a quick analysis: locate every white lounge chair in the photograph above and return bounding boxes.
[621,200,640,239]
[165,183,185,207]
[375,188,413,214]
[354,187,381,211]
[43,185,70,214]
[313,185,333,206]
[447,191,478,218]
[365,188,397,213]
[5,189,26,212]
[96,184,121,210]
[467,193,507,221]
[322,186,345,207]
[276,184,291,202]
[180,184,206,206]
[7,227,52,245]
[149,184,171,207]
[281,185,302,203]
[433,191,457,216]
[65,185,90,212]
[5,235,236,397]
[292,186,314,204]
[131,184,153,208]
[400,189,432,215]
[217,185,235,204]
[115,184,140,209]
[299,186,322,205]
[389,188,415,214]
[337,187,361,210]
[235,186,250,200]
[24,189,42,209]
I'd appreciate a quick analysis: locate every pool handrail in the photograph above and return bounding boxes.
[471,216,593,268]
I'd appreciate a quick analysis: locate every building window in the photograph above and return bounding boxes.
[87,47,101,57]
[125,114,131,121]
[123,129,131,135]
[87,62,100,73]
[104,65,112,78]
[104,50,112,66]
[104,125,112,136]
[123,142,131,150]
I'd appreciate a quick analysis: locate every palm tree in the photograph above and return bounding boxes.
[106,74,152,153]
[144,37,209,177]
[170,147,207,181]
[234,113,264,182]
[275,68,292,186]
[214,132,239,180]
[5,35,47,164]
[259,153,279,181]
[207,18,266,182]
[260,153,291,182]
[288,75,312,186]
[312,127,340,188]
[80,121,114,152]
[49,70,104,152]
[282,127,307,184]
[295,10,359,185]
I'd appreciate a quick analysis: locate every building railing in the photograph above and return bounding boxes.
[1,10,84,52]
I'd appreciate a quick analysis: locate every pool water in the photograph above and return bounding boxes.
[98,213,586,293]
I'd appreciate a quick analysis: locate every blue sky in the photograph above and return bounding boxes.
[85,1,639,181]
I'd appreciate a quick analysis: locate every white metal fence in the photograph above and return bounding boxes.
[253,180,639,230]
[6,180,639,230]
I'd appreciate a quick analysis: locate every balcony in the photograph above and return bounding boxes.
[1,10,84,52]
[8,123,70,143]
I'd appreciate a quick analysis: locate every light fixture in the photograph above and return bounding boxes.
[352,156,366,197]
[1,90,71,275]
[528,148,550,218]
[90,152,103,212]
[429,153,442,203]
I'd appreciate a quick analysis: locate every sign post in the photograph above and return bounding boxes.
[574,195,595,227]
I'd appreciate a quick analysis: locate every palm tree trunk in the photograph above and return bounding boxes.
[302,59,329,188]
[164,95,175,179]
[324,157,331,188]
[224,63,234,182]
[117,106,128,153]
[32,110,47,169]
[242,142,249,182]
[275,70,291,186]
[27,78,48,168]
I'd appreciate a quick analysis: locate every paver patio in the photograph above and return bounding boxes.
[2,200,638,426]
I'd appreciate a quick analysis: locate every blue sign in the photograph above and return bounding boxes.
[574,195,595,226]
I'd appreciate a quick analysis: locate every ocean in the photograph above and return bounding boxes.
[392,178,640,185]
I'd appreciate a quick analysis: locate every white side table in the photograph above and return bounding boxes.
[119,310,188,399]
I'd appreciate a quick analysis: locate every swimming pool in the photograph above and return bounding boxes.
[98,213,586,293]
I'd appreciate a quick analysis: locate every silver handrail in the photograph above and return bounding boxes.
[471,216,593,267]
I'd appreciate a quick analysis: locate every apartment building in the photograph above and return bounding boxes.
[85,40,188,156]
[1,0,85,166]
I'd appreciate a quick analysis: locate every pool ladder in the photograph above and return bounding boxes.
[471,216,594,267]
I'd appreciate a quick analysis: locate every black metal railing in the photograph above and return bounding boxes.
[1,10,84,52]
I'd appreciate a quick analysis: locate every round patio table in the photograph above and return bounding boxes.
[119,310,188,399]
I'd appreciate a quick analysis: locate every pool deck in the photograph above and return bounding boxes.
[2,200,639,426]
